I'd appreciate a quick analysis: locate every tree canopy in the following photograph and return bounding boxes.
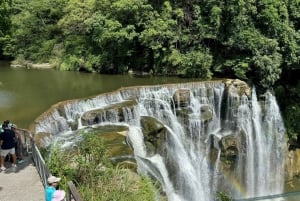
[1,0,298,88]
[1,0,300,138]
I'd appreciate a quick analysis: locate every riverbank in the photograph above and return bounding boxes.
[10,60,55,69]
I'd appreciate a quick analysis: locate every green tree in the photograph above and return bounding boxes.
[3,0,299,91]
[0,0,12,58]
[179,49,213,79]
[5,0,66,62]
[255,0,300,70]
[287,0,300,30]
[139,1,183,75]
[57,0,99,71]
[0,0,12,37]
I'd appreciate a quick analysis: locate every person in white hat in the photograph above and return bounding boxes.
[45,175,66,201]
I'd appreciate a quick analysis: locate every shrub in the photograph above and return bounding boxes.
[46,132,160,201]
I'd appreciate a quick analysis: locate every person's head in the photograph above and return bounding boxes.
[47,175,61,187]
[3,120,10,125]
[2,120,10,129]
[11,124,17,130]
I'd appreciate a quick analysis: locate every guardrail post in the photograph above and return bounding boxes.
[67,181,84,201]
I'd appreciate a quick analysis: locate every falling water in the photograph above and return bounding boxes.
[231,88,285,199]
[236,94,256,197]
[33,80,286,201]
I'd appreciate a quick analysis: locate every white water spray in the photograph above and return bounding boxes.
[34,81,286,201]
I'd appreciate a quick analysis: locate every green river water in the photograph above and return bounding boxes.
[0,60,199,129]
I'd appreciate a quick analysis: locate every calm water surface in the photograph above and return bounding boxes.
[0,61,200,128]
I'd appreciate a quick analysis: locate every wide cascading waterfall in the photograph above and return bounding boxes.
[32,80,286,201]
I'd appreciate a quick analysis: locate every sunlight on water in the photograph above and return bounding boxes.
[0,91,14,108]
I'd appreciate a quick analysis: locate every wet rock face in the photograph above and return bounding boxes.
[81,100,137,126]
[208,133,238,170]
[140,116,166,155]
[286,149,300,180]
[173,89,191,108]
[92,125,132,158]
[200,104,213,121]
[34,132,52,148]
[219,134,238,163]
[225,79,251,97]
[81,108,105,125]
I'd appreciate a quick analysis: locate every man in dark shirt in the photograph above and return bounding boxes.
[0,122,17,171]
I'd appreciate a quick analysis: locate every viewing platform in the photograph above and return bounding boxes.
[0,128,83,201]
[0,156,44,201]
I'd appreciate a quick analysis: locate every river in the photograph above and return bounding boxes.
[0,61,199,128]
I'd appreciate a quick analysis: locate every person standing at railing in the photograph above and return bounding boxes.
[45,175,66,201]
[0,120,17,171]
[11,124,24,164]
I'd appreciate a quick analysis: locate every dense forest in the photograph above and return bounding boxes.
[0,0,299,139]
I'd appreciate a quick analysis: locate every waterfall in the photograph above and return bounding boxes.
[33,80,286,201]
[236,94,256,197]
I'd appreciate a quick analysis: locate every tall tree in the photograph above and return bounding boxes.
[0,0,12,58]
[5,0,66,62]
[139,1,183,75]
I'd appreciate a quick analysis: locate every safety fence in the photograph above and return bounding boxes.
[18,129,84,201]
[233,191,300,201]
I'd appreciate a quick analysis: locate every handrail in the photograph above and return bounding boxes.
[31,138,51,187]
[68,181,85,201]
[18,129,84,201]
[233,191,300,201]
[17,129,50,186]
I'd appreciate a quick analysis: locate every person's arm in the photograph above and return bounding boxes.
[17,131,22,143]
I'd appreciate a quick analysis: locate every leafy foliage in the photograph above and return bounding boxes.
[0,0,12,58]
[276,81,300,139]
[216,191,233,201]
[46,132,160,201]
[2,0,299,85]
[1,0,300,138]
[0,0,12,36]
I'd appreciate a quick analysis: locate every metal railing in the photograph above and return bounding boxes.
[19,129,84,201]
[233,191,300,201]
